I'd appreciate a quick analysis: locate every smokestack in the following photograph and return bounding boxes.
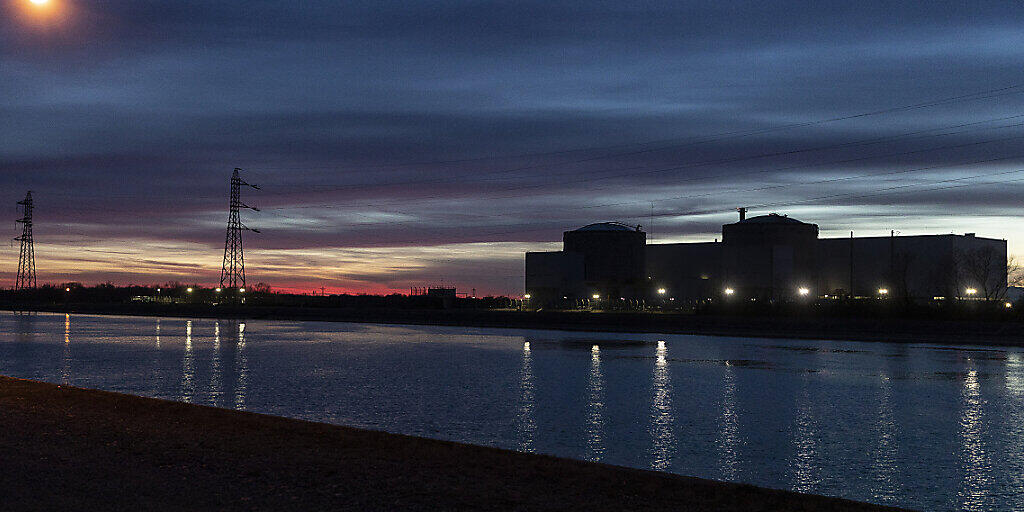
[737,207,747,221]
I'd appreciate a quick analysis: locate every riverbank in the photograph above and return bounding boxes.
[0,376,906,511]
[6,301,1024,346]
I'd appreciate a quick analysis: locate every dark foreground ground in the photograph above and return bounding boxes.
[0,377,909,511]
[7,301,1024,346]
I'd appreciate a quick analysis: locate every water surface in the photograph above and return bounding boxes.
[1,311,1022,511]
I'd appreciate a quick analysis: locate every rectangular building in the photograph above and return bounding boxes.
[525,214,1008,304]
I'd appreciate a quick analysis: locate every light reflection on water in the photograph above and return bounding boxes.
[180,320,195,403]
[1005,352,1024,506]
[209,321,222,407]
[790,375,819,493]
[870,371,899,503]
[649,340,673,470]
[716,362,739,482]
[234,322,248,411]
[959,367,990,511]
[3,312,1024,511]
[515,341,536,453]
[584,344,604,462]
[60,314,71,385]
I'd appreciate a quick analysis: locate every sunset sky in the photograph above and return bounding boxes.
[2,1,1024,295]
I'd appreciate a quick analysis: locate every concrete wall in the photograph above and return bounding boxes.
[721,220,818,300]
[818,234,1007,299]
[646,242,721,301]
[562,229,647,299]
[526,229,1007,303]
[525,251,584,302]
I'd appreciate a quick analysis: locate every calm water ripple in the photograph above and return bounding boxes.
[1,311,1022,511]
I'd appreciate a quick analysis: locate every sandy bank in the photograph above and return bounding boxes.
[0,376,908,511]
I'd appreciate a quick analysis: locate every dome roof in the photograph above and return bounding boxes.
[572,222,642,232]
[736,213,807,225]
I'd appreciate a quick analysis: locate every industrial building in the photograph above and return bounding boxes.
[525,211,1007,305]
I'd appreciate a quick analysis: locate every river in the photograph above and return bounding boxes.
[1,311,1021,511]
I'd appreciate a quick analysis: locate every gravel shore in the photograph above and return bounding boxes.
[0,376,910,511]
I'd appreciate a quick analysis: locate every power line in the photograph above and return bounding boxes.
[36,111,1024,217]
[33,140,1024,251]
[630,167,1024,223]
[283,167,1024,247]
[268,130,1024,215]
[246,81,1024,184]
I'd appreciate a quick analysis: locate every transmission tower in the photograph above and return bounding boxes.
[15,191,36,290]
[220,168,260,290]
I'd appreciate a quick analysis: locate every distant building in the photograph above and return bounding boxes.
[526,213,1007,304]
[411,286,458,298]
[527,222,647,302]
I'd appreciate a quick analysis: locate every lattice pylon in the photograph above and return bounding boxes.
[220,169,259,290]
[15,191,36,290]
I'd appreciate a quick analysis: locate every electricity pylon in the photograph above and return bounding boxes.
[15,191,36,290]
[220,168,260,290]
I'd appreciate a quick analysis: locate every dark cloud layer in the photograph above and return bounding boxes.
[2,0,1024,293]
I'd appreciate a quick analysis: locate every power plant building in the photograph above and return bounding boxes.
[525,213,1007,304]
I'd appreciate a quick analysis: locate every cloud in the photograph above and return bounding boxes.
[2,0,1024,293]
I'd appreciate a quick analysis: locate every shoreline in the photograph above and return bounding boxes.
[0,375,908,511]
[5,301,1024,347]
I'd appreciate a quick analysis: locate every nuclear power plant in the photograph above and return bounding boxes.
[525,210,1007,305]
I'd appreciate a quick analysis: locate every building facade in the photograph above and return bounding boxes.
[525,213,1007,305]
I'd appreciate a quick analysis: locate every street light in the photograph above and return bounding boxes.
[215,288,222,293]
[239,288,246,293]
[878,288,889,295]
[798,287,810,296]
[724,288,735,296]
[1005,302,1013,308]
[657,288,666,295]
[592,294,600,299]
[524,294,531,299]
[965,288,978,296]
[186,287,193,293]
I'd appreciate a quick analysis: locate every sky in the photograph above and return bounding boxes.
[2,0,1024,295]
